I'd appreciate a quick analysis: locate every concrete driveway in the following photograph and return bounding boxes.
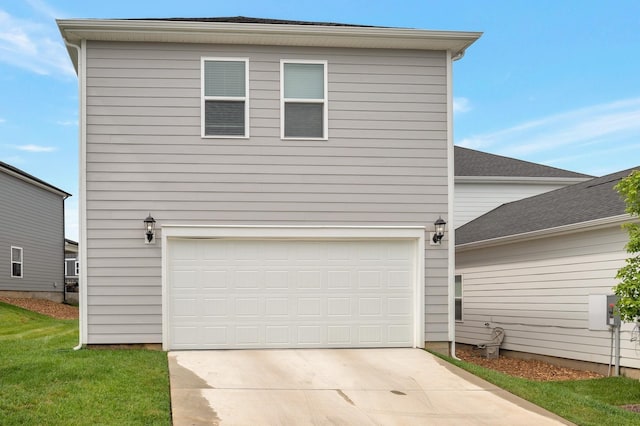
[169,348,571,425]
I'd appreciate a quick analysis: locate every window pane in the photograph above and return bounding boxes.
[205,100,245,136]
[284,103,323,138]
[455,275,462,298]
[204,61,245,97]
[284,63,324,99]
[11,248,21,262]
[455,299,462,321]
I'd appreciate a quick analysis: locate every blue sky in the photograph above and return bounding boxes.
[2,0,640,240]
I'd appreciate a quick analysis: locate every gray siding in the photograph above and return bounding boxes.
[0,172,65,293]
[84,41,450,344]
[455,226,640,369]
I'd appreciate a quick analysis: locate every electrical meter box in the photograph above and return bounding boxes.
[607,294,620,327]
[588,294,621,330]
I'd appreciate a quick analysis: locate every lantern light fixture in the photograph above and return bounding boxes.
[432,217,446,244]
[144,213,156,244]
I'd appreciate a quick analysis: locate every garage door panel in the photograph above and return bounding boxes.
[265,270,289,289]
[168,238,415,349]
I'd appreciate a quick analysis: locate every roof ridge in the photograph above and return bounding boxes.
[126,16,382,28]
[454,146,594,178]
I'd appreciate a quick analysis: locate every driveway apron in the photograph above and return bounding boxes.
[168,348,572,425]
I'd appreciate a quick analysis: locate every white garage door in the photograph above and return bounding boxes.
[167,238,416,349]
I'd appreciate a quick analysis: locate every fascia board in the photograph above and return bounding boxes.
[1,166,70,199]
[454,176,592,185]
[455,214,635,252]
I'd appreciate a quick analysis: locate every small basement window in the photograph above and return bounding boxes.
[281,60,327,139]
[201,58,249,138]
[11,246,23,278]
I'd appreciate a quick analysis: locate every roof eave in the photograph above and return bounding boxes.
[57,19,482,71]
[456,214,634,252]
[0,164,71,199]
[455,176,592,185]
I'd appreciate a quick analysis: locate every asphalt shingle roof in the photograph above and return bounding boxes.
[456,167,638,245]
[130,16,377,28]
[454,146,593,178]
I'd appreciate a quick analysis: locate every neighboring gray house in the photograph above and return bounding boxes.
[455,167,640,373]
[454,146,592,227]
[0,161,70,302]
[65,238,79,288]
[58,17,481,350]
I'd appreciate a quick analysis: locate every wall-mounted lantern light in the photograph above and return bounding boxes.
[432,217,446,244]
[144,214,156,244]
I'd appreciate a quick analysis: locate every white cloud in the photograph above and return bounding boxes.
[457,98,640,157]
[56,119,78,127]
[453,97,471,113]
[15,144,57,152]
[0,5,74,77]
[25,0,63,20]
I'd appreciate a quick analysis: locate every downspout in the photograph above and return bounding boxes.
[446,49,460,360]
[64,39,86,351]
[61,195,69,303]
[615,323,621,376]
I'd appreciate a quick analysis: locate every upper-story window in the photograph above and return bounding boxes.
[201,58,249,138]
[11,246,23,278]
[281,60,328,140]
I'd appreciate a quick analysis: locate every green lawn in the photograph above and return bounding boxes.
[433,351,640,426]
[0,302,171,425]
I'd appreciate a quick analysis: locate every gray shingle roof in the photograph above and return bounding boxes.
[455,146,593,178]
[456,167,638,245]
[129,16,377,28]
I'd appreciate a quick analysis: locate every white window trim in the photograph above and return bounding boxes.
[201,57,250,139]
[65,260,68,276]
[11,246,23,278]
[280,59,328,141]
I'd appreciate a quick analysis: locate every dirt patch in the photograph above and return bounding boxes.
[456,347,603,381]
[620,404,640,413]
[0,297,78,320]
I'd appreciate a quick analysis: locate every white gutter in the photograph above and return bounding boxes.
[64,39,86,351]
[455,176,591,185]
[456,214,634,252]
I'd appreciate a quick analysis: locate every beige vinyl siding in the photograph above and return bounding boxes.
[0,172,65,293]
[455,226,640,369]
[84,41,449,344]
[454,182,570,227]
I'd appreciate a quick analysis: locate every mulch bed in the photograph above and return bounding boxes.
[0,297,78,320]
[455,347,604,381]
